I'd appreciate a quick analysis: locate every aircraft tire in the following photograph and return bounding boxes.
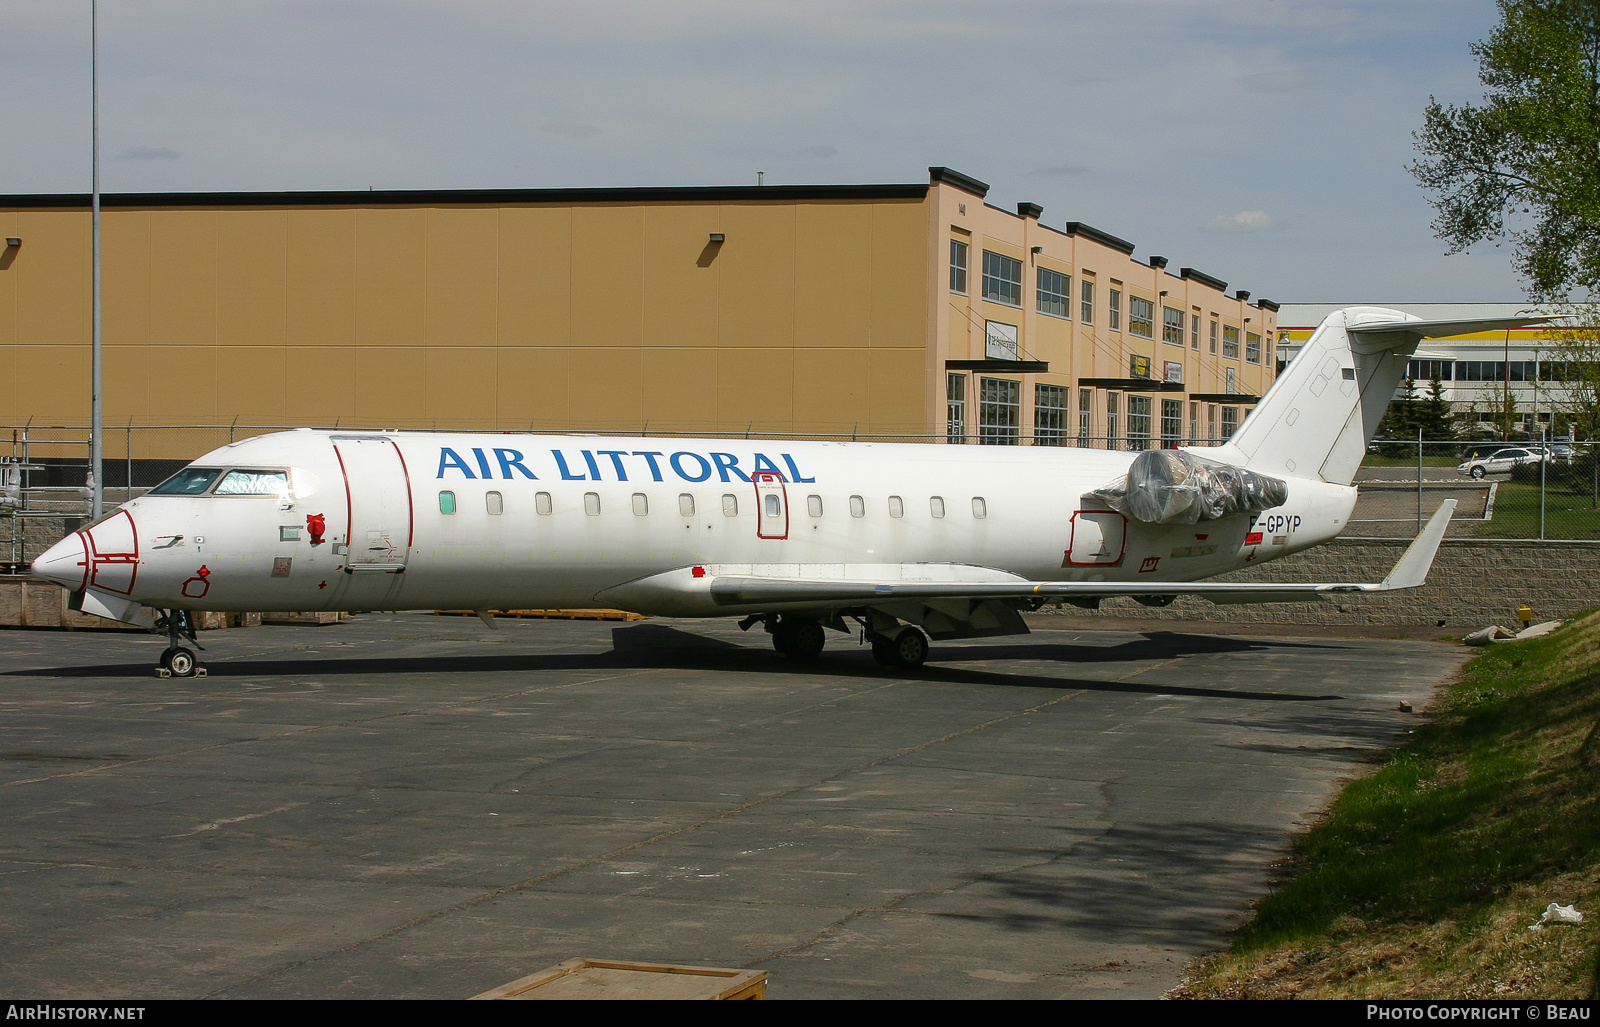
[785,619,826,661]
[162,646,198,678]
[870,635,897,667]
[771,619,796,655]
[892,627,930,669]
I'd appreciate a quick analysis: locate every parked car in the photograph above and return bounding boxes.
[1457,447,1551,478]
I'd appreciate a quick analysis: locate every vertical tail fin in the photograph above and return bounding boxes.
[1201,307,1552,485]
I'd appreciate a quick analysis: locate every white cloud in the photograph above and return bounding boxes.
[1208,210,1279,232]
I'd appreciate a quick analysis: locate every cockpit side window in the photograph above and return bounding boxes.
[149,467,223,495]
[212,469,290,496]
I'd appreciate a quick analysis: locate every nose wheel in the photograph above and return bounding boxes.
[153,610,206,678]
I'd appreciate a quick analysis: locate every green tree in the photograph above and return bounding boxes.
[1410,0,1600,300]
[1546,305,1600,438]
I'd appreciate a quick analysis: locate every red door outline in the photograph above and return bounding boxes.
[753,472,789,540]
[1066,509,1127,566]
[83,510,140,595]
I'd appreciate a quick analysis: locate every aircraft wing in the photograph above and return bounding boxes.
[708,500,1456,607]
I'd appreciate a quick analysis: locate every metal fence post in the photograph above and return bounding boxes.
[1539,426,1547,540]
[1417,429,1424,532]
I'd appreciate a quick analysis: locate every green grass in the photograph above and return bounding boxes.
[1180,612,1600,999]
[1475,482,1600,539]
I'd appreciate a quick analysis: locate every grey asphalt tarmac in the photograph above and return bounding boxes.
[0,614,1468,1000]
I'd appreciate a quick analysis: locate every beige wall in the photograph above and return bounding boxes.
[927,179,1277,444]
[0,197,931,441]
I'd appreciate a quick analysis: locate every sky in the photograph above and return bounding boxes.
[0,0,1528,302]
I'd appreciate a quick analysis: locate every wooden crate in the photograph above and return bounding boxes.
[472,959,767,1001]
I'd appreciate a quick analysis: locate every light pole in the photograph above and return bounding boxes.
[90,0,103,520]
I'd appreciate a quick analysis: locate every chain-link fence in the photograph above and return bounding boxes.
[4,424,1595,571]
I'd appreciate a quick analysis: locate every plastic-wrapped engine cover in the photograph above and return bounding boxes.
[1091,449,1288,525]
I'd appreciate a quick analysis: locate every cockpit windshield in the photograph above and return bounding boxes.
[149,467,222,495]
[212,469,290,496]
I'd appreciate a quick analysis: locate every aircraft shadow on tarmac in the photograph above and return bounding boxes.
[8,624,1347,704]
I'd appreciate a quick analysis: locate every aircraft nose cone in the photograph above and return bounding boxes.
[31,533,87,592]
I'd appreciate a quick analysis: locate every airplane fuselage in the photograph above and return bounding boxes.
[47,429,1356,619]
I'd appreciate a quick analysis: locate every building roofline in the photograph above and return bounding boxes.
[1179,266,1227,292]
[1063,221,1136,255]
[927,167,991,198]
[0,183,931,209]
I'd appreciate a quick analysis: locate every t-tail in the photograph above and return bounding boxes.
[1204,306,1554,485]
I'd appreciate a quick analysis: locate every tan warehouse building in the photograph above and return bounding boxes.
[0,167,1276,451]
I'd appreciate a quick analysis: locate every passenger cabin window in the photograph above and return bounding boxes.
[722,494,738,516]
[764,494,780,518]
[679,494,695,517]
[632,493,648,516]
[213,469,289,496]
[486,491,503,515]
[849,495,865,518]
[888,496,904,518]
[807,495,823,517]
[438,491,456,515]
[584,492,600,516]
[150,467,221,495]
[972,497,987,518]
[930,496,945,518]
[535,491,552,515]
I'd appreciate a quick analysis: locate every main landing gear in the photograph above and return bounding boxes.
[868,625,930,670]
[741,614,828,661]
[153,609,206,678]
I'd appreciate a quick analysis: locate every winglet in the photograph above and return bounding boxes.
[1380,499,1456,589]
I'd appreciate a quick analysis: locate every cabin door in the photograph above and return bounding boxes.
[754,472,789,540]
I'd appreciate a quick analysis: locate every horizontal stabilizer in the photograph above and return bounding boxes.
[1346,315,1557,349]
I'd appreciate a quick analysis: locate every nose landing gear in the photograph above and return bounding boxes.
[153,610,206,678]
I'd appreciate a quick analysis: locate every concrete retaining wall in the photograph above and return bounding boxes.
[1041,539,1600,627]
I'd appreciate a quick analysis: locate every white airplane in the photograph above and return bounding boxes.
[30,307,1543,677]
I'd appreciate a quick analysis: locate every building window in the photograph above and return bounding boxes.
[982,250,1022,306]
[1226,366,1237,393]
[1078,388,1093,447]
[979,377,1021,445]
[1222,406,1240,439]
[1191,312,1200,350]
[1246,331,1262,364]
[1408,359,1453,381]
[1208,405,1217,442]
[1163,305,1185,346]
[947,373,967,443]
[1037,267,1069,318]
[1081,279,1095,324]
[950,239,968,294]
[1161,399,1183,448]
[1189,401,1199,442]
[1223,325,1240,358]
[1106,392,1119,450]
[1209,319,1218,355]
[1127,395,1152,450]
[1035,384,1066,446]
[486,491,503,515]
[1108,288,1122,330]
[1128,296,1154,339]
